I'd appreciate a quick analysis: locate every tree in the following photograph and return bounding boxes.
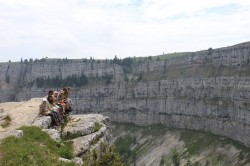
[113,55,121,65]
[24,59,28,64]
[172,150,180,166]
[208,47,213,55]
[122,57,133,68]
[82,142,124,166]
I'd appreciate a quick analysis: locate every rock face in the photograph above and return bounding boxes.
[1,42,250,147]
[62,114,110,156]
[32,114,111,157]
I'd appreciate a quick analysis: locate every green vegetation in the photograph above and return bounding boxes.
[35,73,88,88]
[134,52,190,62]
[112,122,250,166]
[115,134,136,164]
[171,149,180,166]
[102,74,113,85]
[140,64,250,81]
[0,126,74,166]
[82,142,123,166]
[94,122,103,132]
[0,115,11,128]
[159,155,166,166]
[179,130,218,156]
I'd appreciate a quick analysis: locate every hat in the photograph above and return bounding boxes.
[42,98,47,102]
[54,91,59,94]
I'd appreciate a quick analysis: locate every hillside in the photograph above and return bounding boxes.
[112,122,250,166]
[0,41,250,148]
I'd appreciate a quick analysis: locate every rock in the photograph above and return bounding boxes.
[32,116,51,129]
[9,130,23,138]
[0,112,7,121]
[62,114,109,138]
[73,157,83,165]
[0,126,5,132]
[72,125,108,156]
[42,129,61,141]
[58,157,72,163]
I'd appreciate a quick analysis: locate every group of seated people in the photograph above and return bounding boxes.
[39,87,73,126]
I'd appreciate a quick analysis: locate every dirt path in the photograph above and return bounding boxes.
[0,98,41,140]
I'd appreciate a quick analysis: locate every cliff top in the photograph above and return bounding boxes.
[0,98,41,140]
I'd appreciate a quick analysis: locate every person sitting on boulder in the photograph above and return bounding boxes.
[53,91,59,102]
[46,90,54,98]
[39,98,50,116]
[47,95,63,125]
[61,87,72,113]
[38,96,61,126]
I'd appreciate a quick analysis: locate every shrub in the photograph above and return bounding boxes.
[94,123,103,132]
[82,142,123,166]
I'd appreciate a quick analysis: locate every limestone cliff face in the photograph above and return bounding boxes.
[1,42,250,147]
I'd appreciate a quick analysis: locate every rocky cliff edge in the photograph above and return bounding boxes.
[0,98,111,165]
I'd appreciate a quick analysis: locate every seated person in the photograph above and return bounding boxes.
[53,91,59,102]
[39,98,50,116]
[39,96,61,126]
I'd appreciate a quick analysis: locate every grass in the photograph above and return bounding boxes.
[1,115,11,128]
[0,126,75,166]
[94,122,102,132]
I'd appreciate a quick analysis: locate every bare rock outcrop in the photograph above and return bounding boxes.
[0,99,111,166]
[61,114,110,156]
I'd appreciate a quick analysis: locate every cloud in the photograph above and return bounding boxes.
[0,0,250,62]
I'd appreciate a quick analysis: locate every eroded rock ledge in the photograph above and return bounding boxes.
[33,114,111,161]
[0,99,111,165]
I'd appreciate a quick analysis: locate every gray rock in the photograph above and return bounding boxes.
[63,114,108,138]
[32,116,51,129]
[9,130,23,138]
[42,129,61,141]
[72,125,108,156]
[0,126,5,132]
[58,157,72,163]
[73,157,83,166]
[0,112,7,121]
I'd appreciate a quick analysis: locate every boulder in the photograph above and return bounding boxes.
[0,126,5,132]
[63,114,109,139]
[42,129,61,141]
[58,157,72,163]
[72,125,108,156]
[32,116,51,129]
[73,157,83,165]
[9,130,23,138]
[0,112,7,121]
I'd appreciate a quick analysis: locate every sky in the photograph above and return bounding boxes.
[0,0,250,62]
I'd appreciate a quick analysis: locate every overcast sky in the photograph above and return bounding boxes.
[0,0,250,62]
